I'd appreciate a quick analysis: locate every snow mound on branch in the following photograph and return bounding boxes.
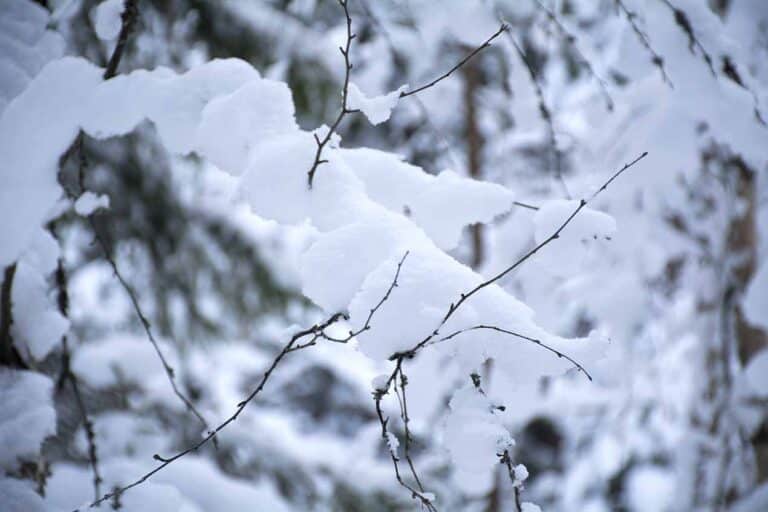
[339,148,514,249]
[197,79,298,176]
[91,0,124,41]
[443,384,512,487]
[0,369,56,469]
[11,262,69,361]
[82,59,260,154]
[0,57,101,266]
[347,82,407,125]
[0,0,64,114]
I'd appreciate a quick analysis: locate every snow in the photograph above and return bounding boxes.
[0,478,47,512]
[385,432,399,457]
[74,191,110,215]
[11,262,69,361]
[82,59,261,155]
[743,263,768,330]
[347,82,407,125]
[197,78,298,176]
[0,369,56,470]
[521,503,542,512]
[0,57,101,266]
[443,384,513,477]
[339,148,514,249]
[625,465,675,512]
[745,349,768,397]
[91,0,124,41]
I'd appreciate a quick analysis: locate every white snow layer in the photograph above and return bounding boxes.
[347,82,407,125]
[0,369,56,469]
[91,0,124,41]
[74,191,110,215]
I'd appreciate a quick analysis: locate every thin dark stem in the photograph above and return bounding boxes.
[400,24,508,98]
[532,0,615,110]
[614,0,674,87]
[54,257,103,502]
[78,313,346,510]
[504,31,569,198]
[87,217,213,437]
[104,0,139,80]
[393,151,647,360]
[307,0,356,188]
[434,324,593,381]
[0,263,24,368]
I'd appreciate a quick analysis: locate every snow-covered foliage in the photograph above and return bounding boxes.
[1,0,767,511]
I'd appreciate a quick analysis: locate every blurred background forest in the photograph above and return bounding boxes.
[2,0,768,510]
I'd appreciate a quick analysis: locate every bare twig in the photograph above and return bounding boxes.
[307,0,356,188]
[614,0,674,87]
[393,151,647,360]
[503,31,569,198]
[104,0,139,80]
[433,324,593,381]
[53,257,103,502]
[78,313,346,509]
[400,24,508,98]
[533,0,614,110]
[0,264,22,367]
[307,3,508,188]
[374,363,437,512]
[658,0,716,77]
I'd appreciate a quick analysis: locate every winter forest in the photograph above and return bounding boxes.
[1,0,767,510]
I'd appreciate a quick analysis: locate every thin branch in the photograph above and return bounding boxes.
[54,258,102,502]
[374,364,437,512]
[393,151,647,359]
[307,0,356,188]
[78,313,346,510]
[0,264,20,367]
[307,7,508,188]
[500,450,523,512]
[533,0,614,110]
[433,324,593,381]
[503,31,570,198]
[400,24,509,98]
[658,0,716,77]
[104,0,139,80]
[87,218,214,438]
[614,0,674,87]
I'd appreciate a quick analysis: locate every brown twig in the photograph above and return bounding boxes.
[78,313,346,509]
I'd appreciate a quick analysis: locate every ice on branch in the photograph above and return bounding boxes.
[91,0,124,41]
[74,191,110,215]
[0,369,56,469]
[347,83,407,125]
